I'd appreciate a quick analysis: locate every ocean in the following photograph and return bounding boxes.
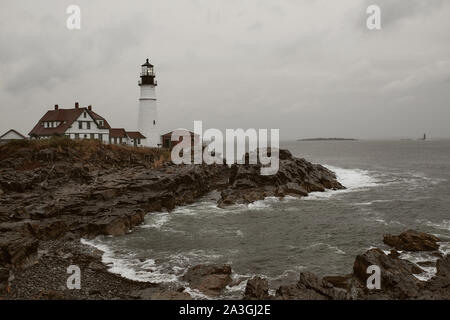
[82,140,450,299]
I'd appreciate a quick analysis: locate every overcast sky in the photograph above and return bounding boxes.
[1,0,449,140]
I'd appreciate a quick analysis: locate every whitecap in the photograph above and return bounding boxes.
[247,197,280,210]
[140,212,170,229]
[399,251,439,282]
[80,238,178,283]
[303,165,381,200]
[305,242,346,255]
[183,287,212,300]
[416,219,450,232]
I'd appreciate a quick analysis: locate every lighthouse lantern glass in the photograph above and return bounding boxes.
[142,66,153,76]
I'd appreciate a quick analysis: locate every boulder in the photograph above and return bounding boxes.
[275,272,349,300]
[0,234,39,269]
[383,230,441,252]
[218,149,344,207]
[243,276,271,300]
[353,248,422,299]
[436,255,450,277]
[182,264,232,296]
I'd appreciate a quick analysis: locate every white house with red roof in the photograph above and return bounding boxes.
[29,102,146,147]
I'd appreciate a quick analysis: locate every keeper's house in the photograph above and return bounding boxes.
[29,102,146,147]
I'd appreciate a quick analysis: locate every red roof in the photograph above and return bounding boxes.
[29,107,110,136]
[126,131,146,139]
[109,128,127,138]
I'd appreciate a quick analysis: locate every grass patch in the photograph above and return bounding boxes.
[0,137,171,164]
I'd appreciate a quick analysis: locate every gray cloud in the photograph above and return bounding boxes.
[1,0,450,139]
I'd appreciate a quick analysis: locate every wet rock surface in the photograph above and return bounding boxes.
[3,141,447,300]
[243,276,271,300]
[0,142,340,272]
[241,231,449,300]
[182,264,233,296]
[383,230,441,252]
[218,149,344,207]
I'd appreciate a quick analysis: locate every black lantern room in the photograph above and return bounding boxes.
[139,59,157,86]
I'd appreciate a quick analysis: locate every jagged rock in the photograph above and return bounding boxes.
[218,150,344,207]
[353,248,422,299]
[0,266,13,293]
[275,272,349,300]
[436,255,450,277]
[322,275,352,290]
[243,276,271,300]
[271,231,449,300]
[383,230,441,252]
[280,183,308,196]
[182,264,232,296]
[0,234,39,269]
[422,256,450,299]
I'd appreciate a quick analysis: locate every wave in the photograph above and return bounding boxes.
[247,197,280,210]
[399,251,439,282]
[305,242,346,255]
[304,165,380,200]
[139,212,171,229]
[80,238,179,283]
[416,219,450,233]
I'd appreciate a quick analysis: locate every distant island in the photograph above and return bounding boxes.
[297,138,358,141]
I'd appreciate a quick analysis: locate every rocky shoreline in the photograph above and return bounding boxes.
[1,139,448,300]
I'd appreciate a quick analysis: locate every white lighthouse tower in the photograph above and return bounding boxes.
[138,59,160,147]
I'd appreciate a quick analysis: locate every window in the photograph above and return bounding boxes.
[78,121,82,129]
[153,120,156,125]
[83,112,87,118]
[98,120,103,126]
[137,138,141,144]
[84,134,87,138]
[87,122,91,130]
[75,133,79,139]
[98,134,102,141]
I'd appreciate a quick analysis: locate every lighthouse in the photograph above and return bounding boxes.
[138,59,160,147]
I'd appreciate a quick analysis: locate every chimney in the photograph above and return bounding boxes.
[75,102,79,109]
[88,105,92,111]
[54,104,59,110]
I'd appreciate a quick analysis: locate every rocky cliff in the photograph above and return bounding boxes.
[0,139,343,298]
